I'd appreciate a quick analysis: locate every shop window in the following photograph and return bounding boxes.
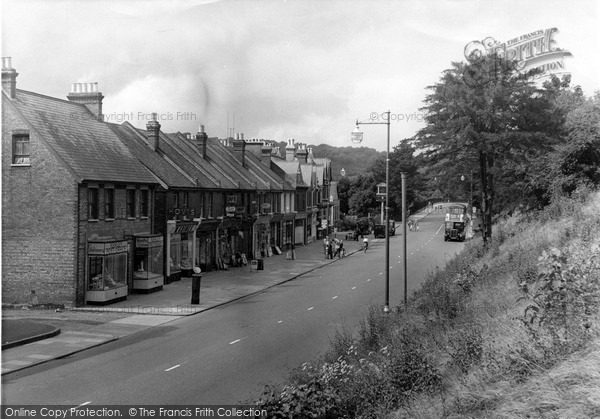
[12,131,30,165]
[105,188,115,219]
[169,233,193,274]
[87,251,127,291]
[140,189,149,217]
[126,189,136,218]
[88,188,99,220]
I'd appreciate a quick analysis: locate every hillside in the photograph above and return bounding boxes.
[273,141,384,180]
[255,188,600,418]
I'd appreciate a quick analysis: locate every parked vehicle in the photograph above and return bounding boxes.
[373,221,396,238]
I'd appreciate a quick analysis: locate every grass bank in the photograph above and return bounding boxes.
[254,188,600,418]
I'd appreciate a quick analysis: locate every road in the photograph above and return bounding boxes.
[2,211,465,405]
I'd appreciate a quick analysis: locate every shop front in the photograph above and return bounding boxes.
[269,213,284,254]
[254,215,270,259]
[196,219,220,272]
[166,220,199,283]
[86,239,129,305]
[216,217,242,269]
[133,234,164,293]
[294,212,308,245]
[282,213,296,250]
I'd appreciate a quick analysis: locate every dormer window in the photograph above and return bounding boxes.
[12,130,30,165]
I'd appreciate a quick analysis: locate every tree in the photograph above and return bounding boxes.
[416,55,563,244]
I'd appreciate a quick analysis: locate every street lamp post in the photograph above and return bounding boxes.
[351,111,393,312]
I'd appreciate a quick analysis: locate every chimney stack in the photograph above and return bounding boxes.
[67,82,104,120]
[285,138,296,162]
[1,57,18,99]
[146,113,161,151]
[261,144,272,165]
[297,143,308,163]
[232,136,246,166]
[195,124,208,159]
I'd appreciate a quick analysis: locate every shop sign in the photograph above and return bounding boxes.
[136,236,163,248]
[235,206,246,214]
[174,224,197,233]
[168,207,197,217]
[88,240,129,255]
[226,206,237,213]
[261,203,271,210]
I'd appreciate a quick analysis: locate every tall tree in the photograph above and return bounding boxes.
[416,55,562,244]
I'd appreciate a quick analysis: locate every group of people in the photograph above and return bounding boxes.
[323,236,346,259]
[408,219,420,231]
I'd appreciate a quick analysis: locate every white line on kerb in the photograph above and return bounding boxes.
[165,364,180,372]
[229,339,241,345]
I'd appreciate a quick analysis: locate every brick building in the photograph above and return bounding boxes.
[2,59,158,306]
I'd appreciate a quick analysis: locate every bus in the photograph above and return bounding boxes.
[374,221,396,238]
[444,204,468,242]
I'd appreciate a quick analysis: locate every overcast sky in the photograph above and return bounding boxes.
[2,0,599,151]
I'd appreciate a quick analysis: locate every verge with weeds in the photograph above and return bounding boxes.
[254,188,600,418]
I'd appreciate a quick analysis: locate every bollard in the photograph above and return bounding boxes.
[191,273,202,304]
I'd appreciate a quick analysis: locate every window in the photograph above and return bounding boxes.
[126,189,136,218]
[105,188,115,219]
[140,189,149,218]
[182,192,189,208]
[88,188,99,219]
[174,193,179,208]
[12,132,30,164]
[206,193,213,218]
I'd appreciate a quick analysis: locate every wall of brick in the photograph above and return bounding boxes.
[76,184,154,306]
[2,99,78,306]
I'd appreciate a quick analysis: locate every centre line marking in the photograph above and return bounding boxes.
[229,339,241,345]
[308,307,314,311]
[165,364,180,372]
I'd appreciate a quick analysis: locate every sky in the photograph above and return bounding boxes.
[2,0,599,151]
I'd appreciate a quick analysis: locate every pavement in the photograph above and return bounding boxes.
[1,230,371,376]
[1,211,437,376]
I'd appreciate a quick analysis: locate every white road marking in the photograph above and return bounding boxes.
[352,287,356,290]
[229,339,241,345]
[307,307,314,311]
[165,364,180,372]
[332,296,338,299]
[367,278,372,281]
[436,223,444,235]
[379,272,383,275]
[277,320,283,323]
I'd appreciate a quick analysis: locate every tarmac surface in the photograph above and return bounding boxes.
[1,210,437,376]
[1,230,371,376]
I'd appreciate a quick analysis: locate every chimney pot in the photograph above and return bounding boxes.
[1,57,18,99]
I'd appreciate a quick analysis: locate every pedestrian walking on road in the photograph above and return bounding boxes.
[363,236,369,252]
[327,238,334,259]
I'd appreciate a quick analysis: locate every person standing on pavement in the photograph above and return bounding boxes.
[323,237,328,258]
[327,238,334,259]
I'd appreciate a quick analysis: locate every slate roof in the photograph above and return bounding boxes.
[109,124,199,189]
[271,159,307,189]
[244,151,294,191]
[9,89,157,184]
